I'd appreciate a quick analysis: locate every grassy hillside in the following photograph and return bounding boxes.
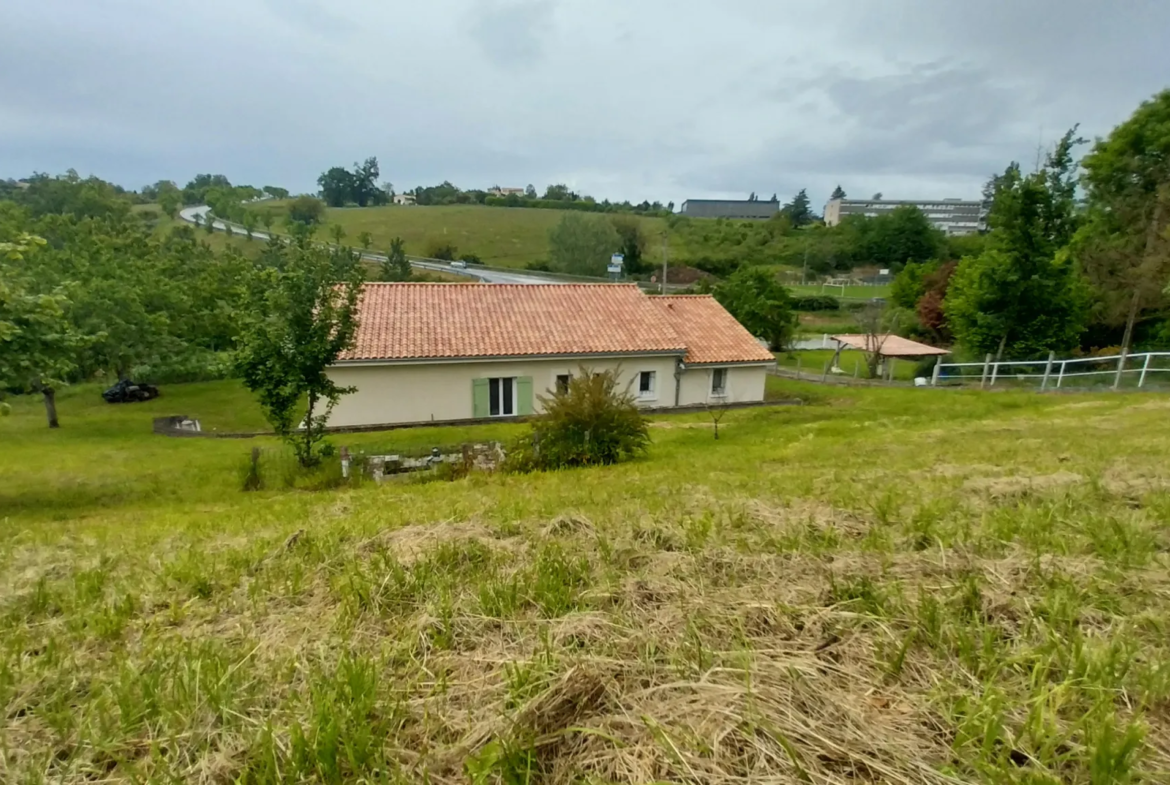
[254,203,669,269]
[4,379,1170,782]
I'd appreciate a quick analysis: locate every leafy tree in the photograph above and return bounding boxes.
[260,213,275,234]
[831,185,847,200]
[543,184,575,201]
[748,192,758,202]
[317,167,354,207]
[183,173,232,205]
[287,196,326,225]
[158,188,182,219]
[525,184,537,199]
[262,185,290,200]
[352,157,384,207]
[204,212,215,234]
[235,239,363,467]
[945,129,1090,359]
[329,224,346,245]
[425,240,459,261]
[241,211,257,241]
[783,189,813,227]
[0,233,86,427]
[611,216,649,275]
[1077,90,1170,350]
[357,231,373,254]
[857,205,943,271]
[713,266,797,350]
[890,261,935,310]
[382,237,411,281]
[547,213,620,276]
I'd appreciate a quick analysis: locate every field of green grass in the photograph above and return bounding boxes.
[6,379,1170,783]
[789,283,891,300]
[254,203,670,269]
[775,349,926,381]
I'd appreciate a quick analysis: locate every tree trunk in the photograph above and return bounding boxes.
[1121,288,1141,354]
[995,332,1009,362]
[43,387,59,429]
[301,393,317,467]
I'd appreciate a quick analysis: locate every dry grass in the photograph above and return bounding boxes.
[3,380,1170,783]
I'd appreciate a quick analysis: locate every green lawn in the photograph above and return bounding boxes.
[262,203,669,269]
[789,283,891,299]
[5,379,1170,782]
[775,349,926,381]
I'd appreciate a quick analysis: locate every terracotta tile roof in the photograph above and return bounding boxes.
[340,284,687,362]
[650,296,777,365]
[831,334,949,357]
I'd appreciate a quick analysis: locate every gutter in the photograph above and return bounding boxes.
[334,349,688,368]
[674,358,684,407]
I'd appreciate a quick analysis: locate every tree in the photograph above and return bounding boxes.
[241,211,258,241]
[831,185,847,200]
[0,234,85,427]
[783,189,813,228]
[872,192,883,200]
[158,188,182,219]
[357,231,373,254]
[858,205,943,271]
[525,184,538,199]
[547,213,620,276]
[351,157,383,207]
[262,185,290,200]
[748,192,758,202]
[317,167,355,207]
[261,213,275,234]
[855,302,905,379]
[945,129,1090,359]
[329,224,346,245]
[1077,90,1170,350]
[713,266,797,350]
[287,196,326,225]
[543,184,573,201]
[611,216,649,275]
[235,239,364,467]
[890,261,934,310]
[382,237,411,281]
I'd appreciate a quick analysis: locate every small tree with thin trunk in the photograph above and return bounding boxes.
[235,237,364,467]
[856,301,901,379]
[0,234,87,428]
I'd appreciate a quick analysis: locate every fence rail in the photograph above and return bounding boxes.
[931,350,1170,390]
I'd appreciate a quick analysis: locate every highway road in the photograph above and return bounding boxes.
[178,205,560,284]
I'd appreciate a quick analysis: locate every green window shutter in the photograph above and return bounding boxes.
[472,378,490,418]
[516,376,534,416]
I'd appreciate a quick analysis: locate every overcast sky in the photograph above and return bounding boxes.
[3,0,1168,208]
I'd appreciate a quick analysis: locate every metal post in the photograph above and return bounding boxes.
[1113,348,1128,390]
[1139,352,1153,388]
[660,233,668,295]
[1057,360,1067,388]
[980,353,992,389]
[931,358,942,387]
[1040,351,1055,391]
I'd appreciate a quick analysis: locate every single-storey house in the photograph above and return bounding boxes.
[325,284,775,428]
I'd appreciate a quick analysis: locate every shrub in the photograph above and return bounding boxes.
[425,240,459,261]
[286,195,326,225]
[506,369,649,472]
[461,253,483,266]
[791,295,840,312]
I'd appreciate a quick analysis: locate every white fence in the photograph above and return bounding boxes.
[931,350,1170,390]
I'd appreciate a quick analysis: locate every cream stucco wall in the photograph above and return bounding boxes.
[326,355,681,427]
[677,365,768,407]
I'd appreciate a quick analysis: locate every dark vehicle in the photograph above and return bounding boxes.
[102,379,160,404]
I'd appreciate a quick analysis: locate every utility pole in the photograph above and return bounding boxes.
[661,232,669,294]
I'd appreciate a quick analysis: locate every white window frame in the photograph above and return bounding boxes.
[637,370,658,401]
[488,377,517,417]
[710,368,728,398]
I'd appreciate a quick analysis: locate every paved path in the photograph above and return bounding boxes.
[178,205,558,284]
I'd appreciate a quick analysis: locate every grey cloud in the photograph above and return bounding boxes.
[467,0,556,69]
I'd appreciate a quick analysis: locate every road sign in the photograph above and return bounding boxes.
[607,253,624,275]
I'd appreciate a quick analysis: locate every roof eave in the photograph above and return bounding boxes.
[334,348,689,367]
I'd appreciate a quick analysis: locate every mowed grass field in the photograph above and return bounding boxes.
[5,379,1170,783]
[256,203,670,269]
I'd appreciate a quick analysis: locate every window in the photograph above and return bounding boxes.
[555,374,571,395]
[711,368,728,397]
[638,370,656,399]
[489,377,515,416]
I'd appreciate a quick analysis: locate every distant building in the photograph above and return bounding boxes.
[680,199,780,220]
[488,187,526,198]
[393,193,416,206]
[824,198,985,236]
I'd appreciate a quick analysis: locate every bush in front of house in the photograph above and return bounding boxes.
[505,368,650,472]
